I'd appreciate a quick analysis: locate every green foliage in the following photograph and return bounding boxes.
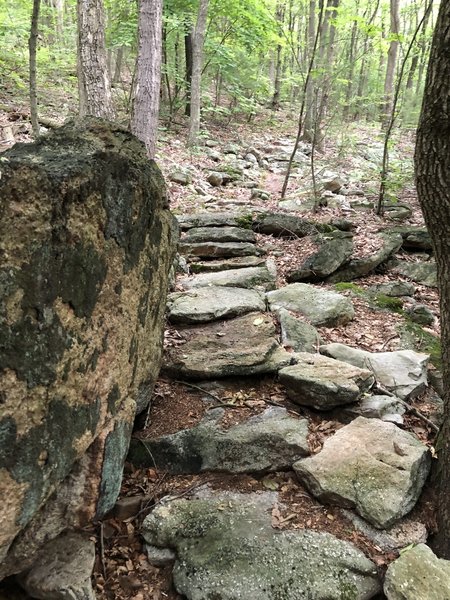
[401,321,442,369]
[334,282,365,295]
[371,293,404,313]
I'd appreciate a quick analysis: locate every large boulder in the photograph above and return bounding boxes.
[267,283,355,327]
[0,120,177,577]
[142,491,381,600]
[294,417,431,529]
[384,544,450,600]
[128,407,310,473]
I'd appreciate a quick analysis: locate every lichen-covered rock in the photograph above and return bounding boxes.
[128,407,310,473]
[0,119,177,577]
[142,491,381,600]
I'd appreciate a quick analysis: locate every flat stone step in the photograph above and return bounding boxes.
[167,286,266,324]
[179,262,277,292]
[128,406,310,473]
[176,212,254,230]
[189,255,266,273]
[181,226,256,244]
[179,241,261,259]
[162,311,292,379]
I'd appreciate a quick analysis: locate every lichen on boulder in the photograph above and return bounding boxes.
[0,118,177,577]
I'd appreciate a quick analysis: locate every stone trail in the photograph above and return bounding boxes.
[127,209,444,600]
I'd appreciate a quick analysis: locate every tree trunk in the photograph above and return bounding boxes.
[188,0,209,146]
[131,0,162,158]
[113,46,124,83]
[29,0,41,139]
[271,3,285,110]
[77,0,114,119]
[381,0,399,125]
[415,0,450,559]
[303,0,316,142]
[184,30,193,116]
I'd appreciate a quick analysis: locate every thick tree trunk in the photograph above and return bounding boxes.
[415,0,450,559]
[381,0,399,125]
[29,0,41,139]
[303,0,316,142]
[131,0,162,158]
[77,0,114,119]
[188,0,209,146]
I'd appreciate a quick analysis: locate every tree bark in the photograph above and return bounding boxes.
[184,30,193,116]
[29,0,41,139]
[188,0,210,146]
[271,3,285,110]
[381,0,400,125]
[415,0,450,559]
[131,0,163,158]
[303,0,316,142]
[77,0,114,119]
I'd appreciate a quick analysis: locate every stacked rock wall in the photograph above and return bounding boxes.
[0,119,177,577]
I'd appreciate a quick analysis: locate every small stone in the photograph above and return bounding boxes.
[207,171,224,186]
[406,303,435,325]
[170,170,192,185]
[113,496,145,521]
[145,544,176,566]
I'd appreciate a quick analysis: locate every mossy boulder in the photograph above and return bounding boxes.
[0,119,177,577]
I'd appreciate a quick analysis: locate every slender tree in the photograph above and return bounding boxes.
[415,0,450,559]
[188,0,210,146]
[77,0,114,119]
[381,0,400,126]
[131,0,163,158]
[29,0,41,138]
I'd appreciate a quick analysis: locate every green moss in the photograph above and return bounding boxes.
[372,293,403,313]
[234,214,253,229]
[401,320,442,369]
[334,282,364,295]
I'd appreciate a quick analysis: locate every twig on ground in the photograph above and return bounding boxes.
[373,384,439,433]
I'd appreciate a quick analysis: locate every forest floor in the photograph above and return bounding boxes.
[0,100,441,600]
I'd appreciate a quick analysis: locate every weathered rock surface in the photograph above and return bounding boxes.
[320,343,429,399]
[128,407,310,473]
[384,544,450,600]
[391,260,437,287]
[179,241,260,259]
[344,395,406,425]
[0,120,177,576]
[287,231,354,281]
[405,303,435,325]
[369,281,416,297]
[176,212,254,230]
[167,286,266,324]
[163,312,292,379]
[180,263,276,291]
[294,417,431,529]
[181,226,256,244]
[327,232,403,282]
[252,212,318,237]
[277,308,321,352]
[267,283,355,327]
[142,491,381,600]
[189,255,265,273]
[279,353,374,410]
[19,532,95,600]
[389,226,432,251]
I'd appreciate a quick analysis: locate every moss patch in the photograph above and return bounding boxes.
[334,282,364,295]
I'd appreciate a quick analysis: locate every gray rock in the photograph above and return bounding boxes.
[207,171,224,186]
[369,281,416,297]
[167,286,266,324]
[320,343,429,400]
[287,231,354,281]
[145,545,176,567]
[19,532,95,600]
[170,170,192,185]
[163,311,292,379]
[267,283,355,327]
[294,416,431,529]
[384,544,450,600]
[388,227,432,251]
[176,212,254,230]
[391,260,437,287]
[189,256,266,273]
[128,407,310,473]
[206,149,221,161]
[142,491,381,600]
[327,232,403,282]
[182,226,256,244]
[252,212,319,237]
[279,353,374,410]
[180,263,277,292]
[205,139,219,148]
[323,176,344,193]
[384,204,412,221]
[342,510,427,553]
[278,198,318,212]
[406,303,435,325]
[345,394,406,425]
[179,241,260,259]
[277,308,321,352]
